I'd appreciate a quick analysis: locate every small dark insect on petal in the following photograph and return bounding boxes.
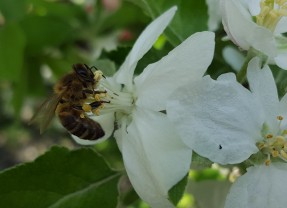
[219,144,222,150]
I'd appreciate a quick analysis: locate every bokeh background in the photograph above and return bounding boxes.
[0,0,253,207]
[0,0,152,170]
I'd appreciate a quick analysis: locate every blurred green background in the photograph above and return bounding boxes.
[0,1,237,207]
[0,0,152,169]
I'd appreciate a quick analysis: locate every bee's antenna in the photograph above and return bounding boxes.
[86,64,99,71]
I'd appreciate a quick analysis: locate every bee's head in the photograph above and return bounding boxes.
[73,63,95,84]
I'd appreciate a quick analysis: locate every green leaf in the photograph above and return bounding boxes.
[0,0,27,22]
[99,1,149,33]
[187,180,231,208]
[117,175,140,207]
[20,15,74,53]
[0,146,121,208]
[101,46,132,68]
[131,0,208,46]
[168,174,188,206]
[271,65,287,98]
[29,0,85,22]
[93,59,116,77]
[0,23,25,81]
[135,42,173,75]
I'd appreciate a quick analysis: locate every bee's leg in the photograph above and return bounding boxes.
[87,65,106,79]
[71,105,83,110]
[83,89,107,94]
[90,101,110,110]
[86,65,98,71]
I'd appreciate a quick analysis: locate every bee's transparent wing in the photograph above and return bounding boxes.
[29,94,61,133]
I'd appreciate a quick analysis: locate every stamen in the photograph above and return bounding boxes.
[280,149,287,159]
[257,141,266,149]
[83,71,134,117]
[266,134,273,139]
[94,71,103,82]
[265,154,271,166]
[256,0,287,31]
[82,103,92,112]
[272,149,279,157]
[258,115,287,165]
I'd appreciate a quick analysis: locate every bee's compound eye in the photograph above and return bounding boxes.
[73,64,94,83]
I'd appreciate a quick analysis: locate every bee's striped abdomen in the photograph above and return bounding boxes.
[58,105,105,140]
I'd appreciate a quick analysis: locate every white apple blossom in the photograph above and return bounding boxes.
[225,163,287,208]
[206,0,222,31]
[221,0,287,69]
[72,6,215,208]
[222,46,245,72]
[167,57,287,207]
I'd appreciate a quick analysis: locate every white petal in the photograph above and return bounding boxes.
[221,0,276,57]
[72,113,115,145]
[247,57,280,129]
[274,52,287,70]
[217,72,237,81]
[167,75,263,164]
[206,0,222,31]
[247,0,261,16]
[225,163,287,208]
[278,93,287,129]
[135,31,215,111]
[119,108,191,207]
[222,46,245,72]
[275,17,287,34]
[114,6,177,90]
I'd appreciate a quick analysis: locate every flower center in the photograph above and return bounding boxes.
[81,71,134,117]
[256,0,287,31]
[256,115,287,165]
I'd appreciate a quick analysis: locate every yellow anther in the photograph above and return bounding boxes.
[265,159,271,166]
[277,115,284,120]
[275,136,285,144]
[257,142,266,150]
[92,108,101,116]
[95,94,101,101]
[266,134,273,139]
[280,150,287,159]
[272,150,279,157]
[82,103,92,112]
[95,92,106,101]
[94,71,103,82]
[80,113,85,118]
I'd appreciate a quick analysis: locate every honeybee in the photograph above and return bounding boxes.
[30,63,105,140]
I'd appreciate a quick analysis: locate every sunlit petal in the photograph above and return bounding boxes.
[114,6,177,90]
[167,74,263,164]
[247,57,280,129]
[135,31,215,111]
[224,163,287,208]
[119,108,191,207]
[221,0,276,57]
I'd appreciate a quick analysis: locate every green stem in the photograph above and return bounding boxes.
[236,50,255,83]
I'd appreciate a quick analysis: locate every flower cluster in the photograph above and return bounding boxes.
[166,1,287,207]
[72,6,215,208]
[70,2,287,208]
[221,0,287,69]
